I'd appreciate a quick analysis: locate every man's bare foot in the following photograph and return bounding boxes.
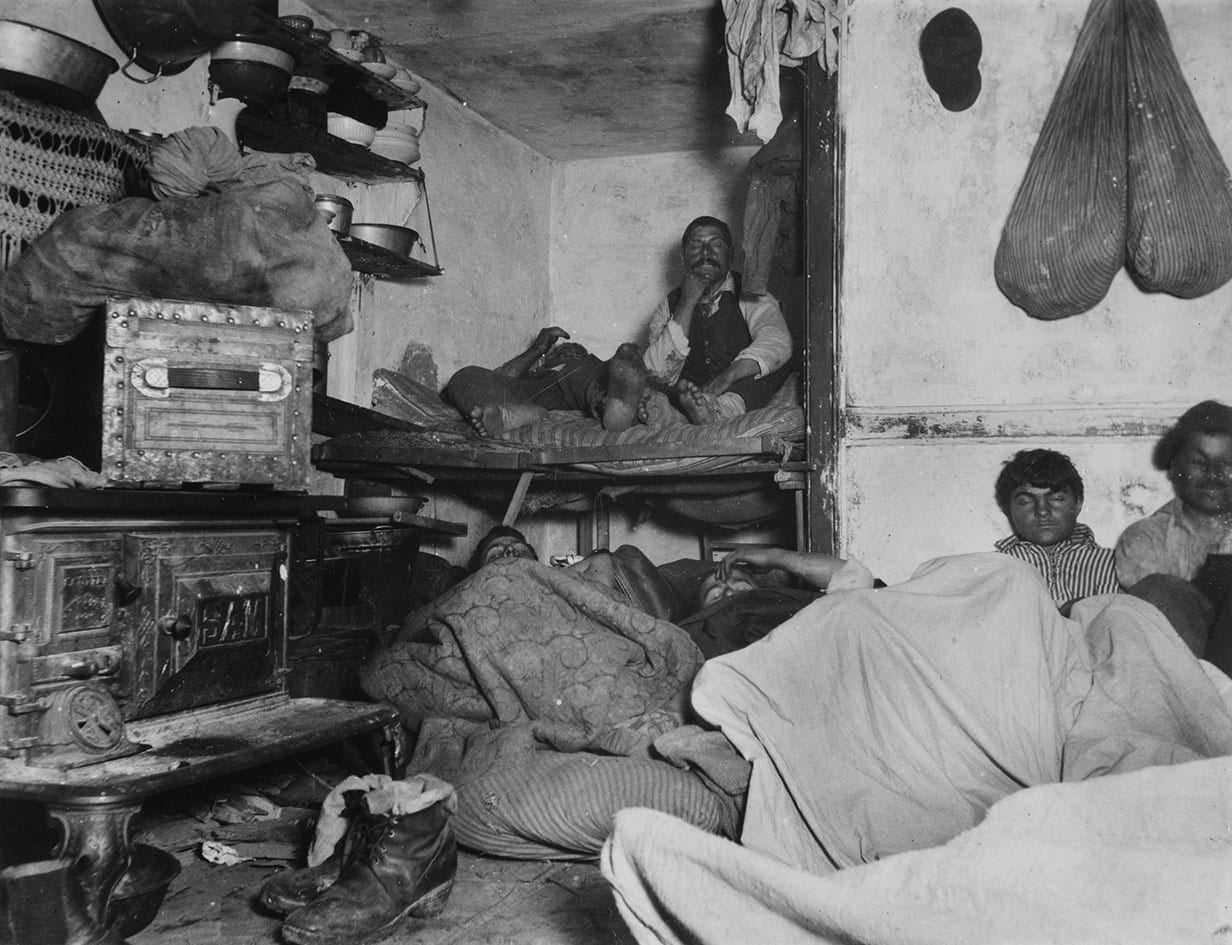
[637,389,689,429]
[602,343,648,432]
[675,379,722,425]
[468,403,548,437]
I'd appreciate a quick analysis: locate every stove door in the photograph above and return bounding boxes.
[123,529,287,719]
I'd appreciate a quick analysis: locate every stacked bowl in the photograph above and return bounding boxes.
[209,35,297,105]
[369,121,419,164]
[326,112,376,147]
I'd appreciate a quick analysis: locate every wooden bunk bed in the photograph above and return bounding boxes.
[314,62,840,556]
[312,393,813,552]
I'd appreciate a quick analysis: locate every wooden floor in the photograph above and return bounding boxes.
[128,848,634,945]
[113,748,635,945]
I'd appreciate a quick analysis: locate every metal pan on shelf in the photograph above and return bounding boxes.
[347,223,421,257]
[0,20,116,112]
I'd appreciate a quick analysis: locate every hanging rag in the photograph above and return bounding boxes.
[742,111,803,296]
[722,0,841,143]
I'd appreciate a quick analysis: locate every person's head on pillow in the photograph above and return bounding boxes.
[1153,399,1232,517]
[471,525,538,571]
[995,448,1085,548]
[697,566,759,609]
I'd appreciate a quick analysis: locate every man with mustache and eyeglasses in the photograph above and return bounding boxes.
[1117,399,1232,673]
[638,216,794,427]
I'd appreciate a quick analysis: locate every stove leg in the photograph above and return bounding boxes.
[46,800,140,928]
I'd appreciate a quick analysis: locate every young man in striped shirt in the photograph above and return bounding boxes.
[994,449,1118,615]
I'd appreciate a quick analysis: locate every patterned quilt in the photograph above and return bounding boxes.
[360,557,705,767]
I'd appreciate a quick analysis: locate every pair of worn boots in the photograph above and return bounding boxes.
[260,774,457,945]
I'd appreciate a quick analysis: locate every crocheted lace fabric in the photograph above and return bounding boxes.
[0,91,146,270]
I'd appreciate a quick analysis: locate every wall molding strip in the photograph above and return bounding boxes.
[842,403,1199,443]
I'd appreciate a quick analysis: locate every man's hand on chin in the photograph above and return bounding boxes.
[680,270,714,304]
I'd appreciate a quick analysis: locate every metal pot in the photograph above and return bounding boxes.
[105,843,182,937]
[314,194,353,235]
[92,0,251,77]
[209,37,297,105]
[348,223,420,257]
[0,20,117,111]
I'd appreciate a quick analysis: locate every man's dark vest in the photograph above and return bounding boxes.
[667,273,792,410]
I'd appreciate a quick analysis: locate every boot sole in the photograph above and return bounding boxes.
[280,879,455,945]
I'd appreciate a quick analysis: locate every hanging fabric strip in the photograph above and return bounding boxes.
[722,0,842,142]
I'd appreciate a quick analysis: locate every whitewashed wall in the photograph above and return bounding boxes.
[536,149,767,564]
[838,0,1232,582]
[548,149,756,356]
[317,88,552,407]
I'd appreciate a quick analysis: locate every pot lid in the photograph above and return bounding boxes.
[92,0,252,77]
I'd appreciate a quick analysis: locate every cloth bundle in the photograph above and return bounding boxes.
[995,0,1232,319]
[0,127,354,344]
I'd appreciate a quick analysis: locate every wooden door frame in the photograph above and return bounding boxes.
[803,57,842,553]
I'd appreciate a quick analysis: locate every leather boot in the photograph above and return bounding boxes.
[258,848,345,917]
[280,798,456,945]
[259,792,367,916]
[0,858,128,945]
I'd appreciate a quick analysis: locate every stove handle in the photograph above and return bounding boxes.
[158,614,194,640]
[114,577,143,606]
[61,653,118,679]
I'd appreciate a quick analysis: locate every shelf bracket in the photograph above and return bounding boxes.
[420,169,442,274]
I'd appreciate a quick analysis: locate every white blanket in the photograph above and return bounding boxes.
[604,756,1232,945]
[603,553,1232,943]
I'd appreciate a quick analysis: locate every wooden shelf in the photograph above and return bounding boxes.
[236,109,424,183]
[285,37,424,111]
[337,233,441,279]
[256,20,426,113]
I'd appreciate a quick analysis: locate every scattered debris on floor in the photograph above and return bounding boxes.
[125,748,634,945]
